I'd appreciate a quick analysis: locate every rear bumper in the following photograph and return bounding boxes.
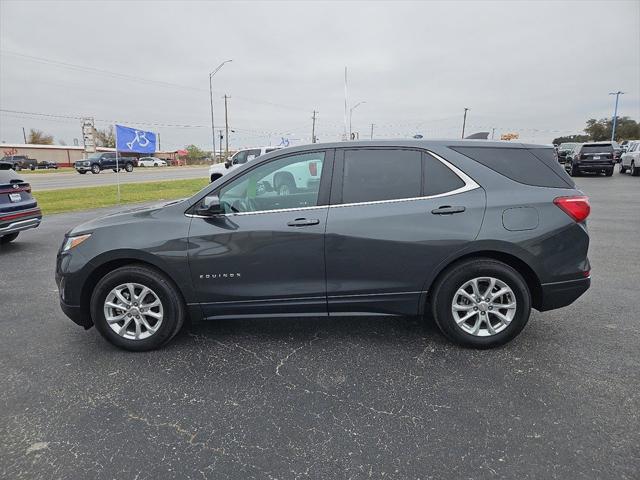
[575,162,614,172]
[0,208,42,236]
[538,277,591,311]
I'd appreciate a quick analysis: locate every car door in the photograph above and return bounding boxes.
[325,147,485,316]
[187,149,333,319]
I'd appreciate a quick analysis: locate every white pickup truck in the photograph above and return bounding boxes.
[209,146,282,182]
[620,141,640,176]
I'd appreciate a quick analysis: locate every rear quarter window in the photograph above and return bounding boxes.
[450,146,574,188]
[423,153,465,195]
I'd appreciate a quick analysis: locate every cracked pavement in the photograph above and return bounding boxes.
[1,175,639,479]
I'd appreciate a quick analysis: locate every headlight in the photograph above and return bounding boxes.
[62,234,91,252]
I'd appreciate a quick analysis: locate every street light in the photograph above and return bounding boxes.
[609,91,625,142]
[349,101,366,139]
[461,107,470,139]
[209,60,233,161]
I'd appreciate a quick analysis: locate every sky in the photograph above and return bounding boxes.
[0,0,638,151]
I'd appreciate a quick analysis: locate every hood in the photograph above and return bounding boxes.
[67,199,188,235]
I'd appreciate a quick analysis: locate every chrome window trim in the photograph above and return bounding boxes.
[187,149,479,218]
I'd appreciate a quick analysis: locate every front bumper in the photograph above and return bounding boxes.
[0,208,42,236]
[75,166,91,172]
[538,277,591,311]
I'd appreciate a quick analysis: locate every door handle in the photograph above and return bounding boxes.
[431,205,466,215]
[287,218,320,227]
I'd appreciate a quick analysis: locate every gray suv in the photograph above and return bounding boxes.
[56,140,591,351]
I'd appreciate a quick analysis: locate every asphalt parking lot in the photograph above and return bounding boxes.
[25,165,210,190]
[1,174,638,479]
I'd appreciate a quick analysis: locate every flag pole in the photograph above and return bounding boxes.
[114,125,121,204]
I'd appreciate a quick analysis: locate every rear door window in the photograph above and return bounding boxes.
[423,153,465,195]
[450,147,573,188]
[340,149,422,203]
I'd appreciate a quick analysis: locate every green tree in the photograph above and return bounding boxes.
[185,144,207,160]
[552,134,590,145]
[95,126,115,148]
[27,129,54,145]
[584,117,640,142]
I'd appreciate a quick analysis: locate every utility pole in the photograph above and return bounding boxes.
[157,133,161,150]
[461,107,470,139]
[22,127,27,143]
[370,123,375,140]
[224,94,230,159]
[209,60,233,161]
[311,110,318,143]
[491,127,495,140]
[609,91,625,141]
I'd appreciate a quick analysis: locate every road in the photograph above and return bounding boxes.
[25,166,210,190]
[1,174,639,479]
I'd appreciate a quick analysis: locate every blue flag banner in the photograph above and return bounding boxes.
[115,124,157,154]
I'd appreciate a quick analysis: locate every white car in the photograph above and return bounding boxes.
[208,146,282,182]
[138,157,167,167]
[620,141,640,176]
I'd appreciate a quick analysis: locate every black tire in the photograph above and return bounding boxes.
[30,165,36,171]
[568,162,580,177]
[78,170,87,175]
[14,165,21,172]
[274,171,296,195]
[0,232,19,244]
[430,258,531,348]
[631,162,639,177]
[91,164,101,174]
[90,265,186,351]
[605,168,614,177]
[619,163,627,174]
[124,163,134,173]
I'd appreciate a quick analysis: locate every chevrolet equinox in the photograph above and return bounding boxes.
[56,140,591,351]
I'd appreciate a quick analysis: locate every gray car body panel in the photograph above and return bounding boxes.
[57,140,590,329]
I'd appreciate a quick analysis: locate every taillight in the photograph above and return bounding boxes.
[554,195,590,222]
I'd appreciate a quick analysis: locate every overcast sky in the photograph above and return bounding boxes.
[1,0,638,150]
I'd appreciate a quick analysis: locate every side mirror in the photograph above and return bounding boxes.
[195,195,223,216]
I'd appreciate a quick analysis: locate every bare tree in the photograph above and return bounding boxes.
[27,129,54,145]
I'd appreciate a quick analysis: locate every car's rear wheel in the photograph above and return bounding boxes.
[605,167,614,177]
[631,161,639,177]
[90,265,185,351]
[0,232,19,244]
[91,164,100,174]
[619,163,627,174]
[568,162,580,177]
[430,258,531,348]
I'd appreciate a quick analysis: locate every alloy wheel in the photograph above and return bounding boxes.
[103,283,164,340]
[451,277,517,337]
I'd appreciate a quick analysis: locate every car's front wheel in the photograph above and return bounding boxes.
[0,232,19,244]
[430,258,531,348]
[91,164,101,174]
[90,265,186,351]
[631,161,639,177]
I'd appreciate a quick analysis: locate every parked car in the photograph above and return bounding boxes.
[36,160,59,170]
[0,162,42,244]
[564,142,615,176]
[208,146,283,182]
[620,140,640,176]
[75,152,135,174]
[138,157,167,167]
[57,140,591,351]
[556,142,578,163]
[0,155,38,171]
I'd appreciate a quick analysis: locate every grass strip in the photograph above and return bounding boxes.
[36,178,209,215]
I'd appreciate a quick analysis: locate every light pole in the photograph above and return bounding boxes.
[609,91,625,141]
[461,107,470,139]
[349,101,366,139]
[209,60,232,161]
